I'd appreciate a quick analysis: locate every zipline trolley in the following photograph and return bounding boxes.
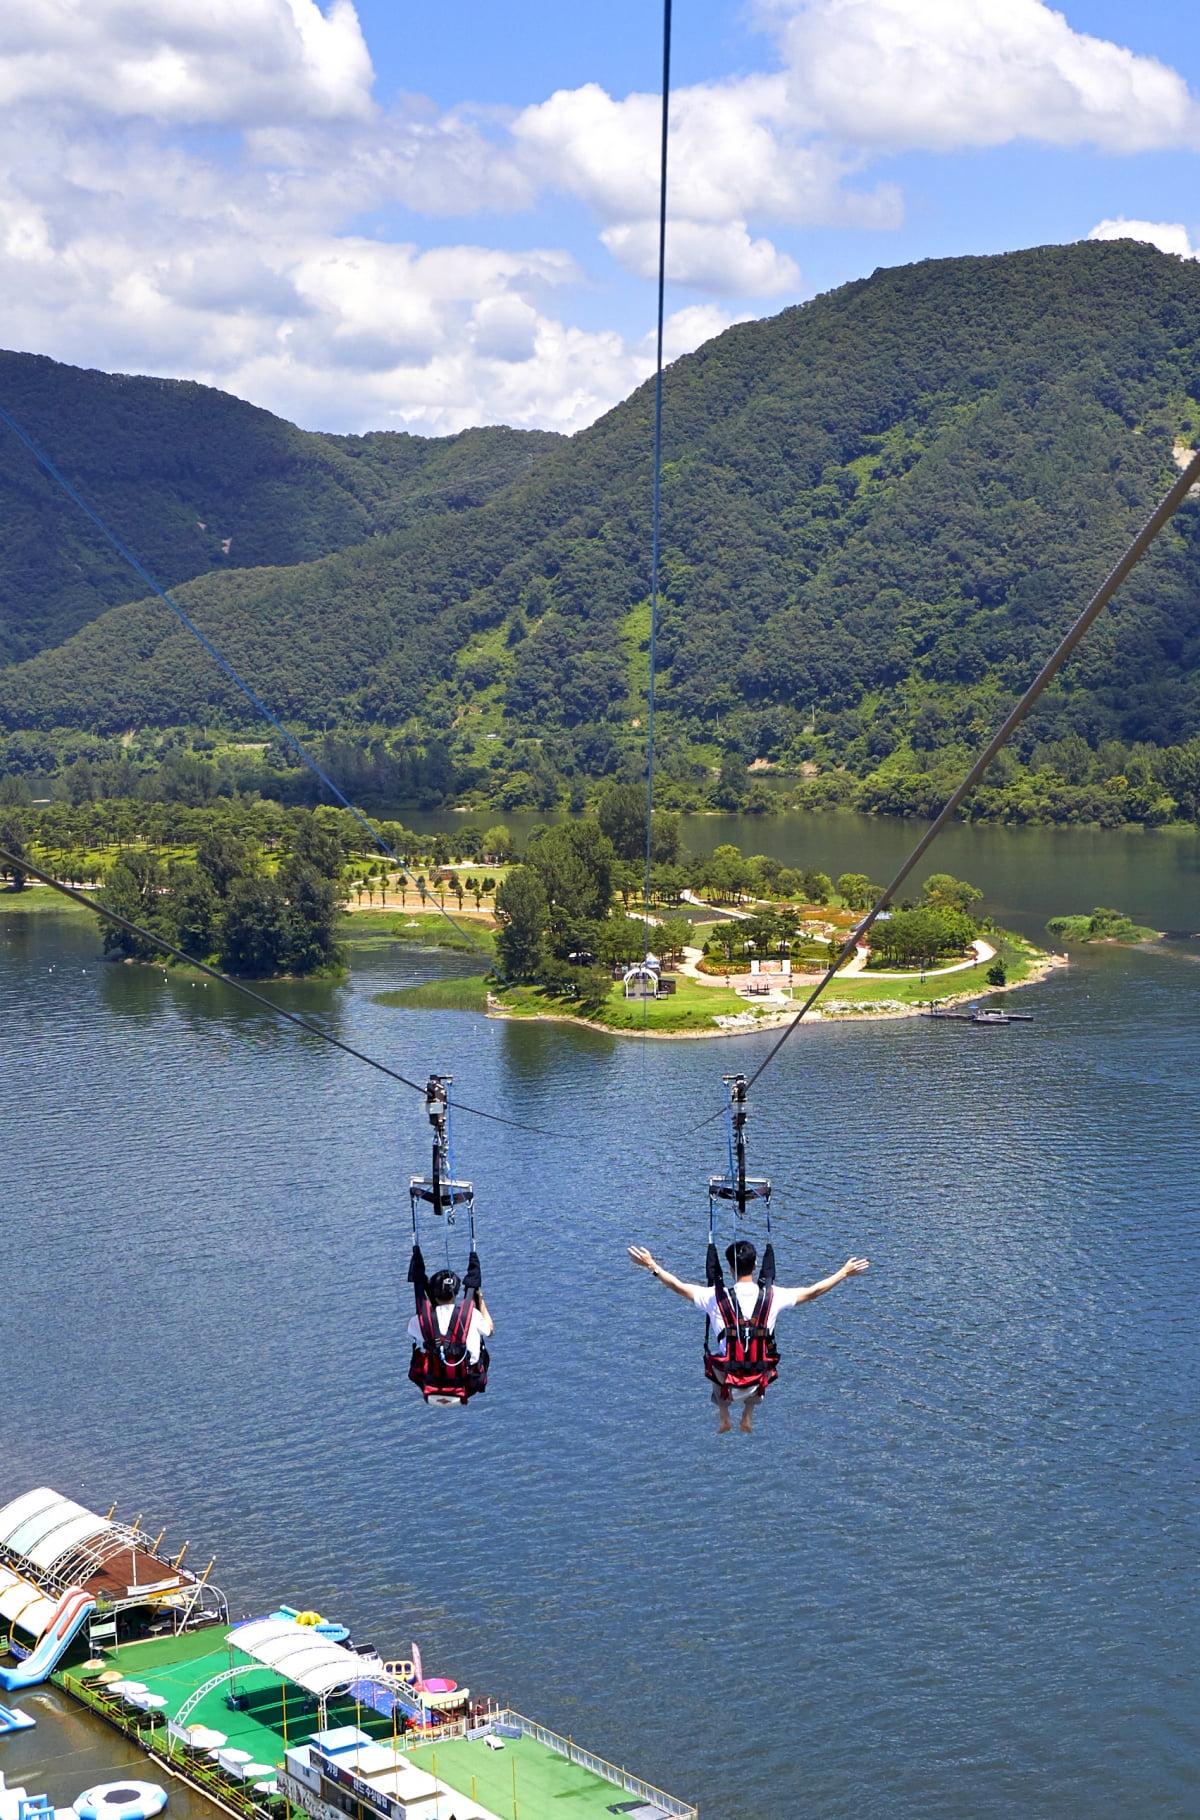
[706,1074,775,1290]
[702,1074,780,1401]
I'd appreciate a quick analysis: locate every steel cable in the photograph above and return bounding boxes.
[689,443,1200,1126]
[0,845,580,1139]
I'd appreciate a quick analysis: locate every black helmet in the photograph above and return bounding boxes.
[726,1238,757,1276]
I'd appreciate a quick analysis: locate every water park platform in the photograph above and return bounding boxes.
[50,1627,695,1820]
[2,1482,695,1820]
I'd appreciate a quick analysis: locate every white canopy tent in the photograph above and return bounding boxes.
[228,1619,402,1699]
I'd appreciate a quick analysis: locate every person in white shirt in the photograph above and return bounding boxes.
[407,1269,494,1408]
[628,1238,869,1433]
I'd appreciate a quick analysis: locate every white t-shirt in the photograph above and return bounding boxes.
[408,1300,485,1362]
[688,1280,803,1335]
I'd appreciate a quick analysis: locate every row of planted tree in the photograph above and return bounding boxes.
[0,782,991,986]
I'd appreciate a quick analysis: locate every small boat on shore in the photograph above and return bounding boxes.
[921,1003,1035,1024]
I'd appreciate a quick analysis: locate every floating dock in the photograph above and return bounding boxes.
[1,1489,696,1820]
[920,1005,1034,1024]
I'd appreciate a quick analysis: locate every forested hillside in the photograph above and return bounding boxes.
[0,350,560,663]
[3,241,1200,825]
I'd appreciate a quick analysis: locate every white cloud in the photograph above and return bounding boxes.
[1088,218,1198,260]
[0,0,374,124]
[657,304,755,362]
[510,76,899,288]
[602,220,801,295]
[760,0,1200,153]
[0,4,773,431]
[1,0,1198,433]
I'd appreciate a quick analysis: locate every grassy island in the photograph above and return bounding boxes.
[375,929,1049,1038]
[3,793,1060,1021]
[1047,907,1160,944]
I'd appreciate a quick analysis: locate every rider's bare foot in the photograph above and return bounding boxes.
[739,1406,755,1433]
[716,1411,732,1434]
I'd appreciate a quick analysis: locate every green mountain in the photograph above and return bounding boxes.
[0,350,561,664]
[3,240,1200,820]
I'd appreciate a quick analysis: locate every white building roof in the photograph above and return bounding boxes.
[25,1509,111,1569]
[0,1487,65,1548]
[0,1487,113,1569]
[230,1618,396,1697]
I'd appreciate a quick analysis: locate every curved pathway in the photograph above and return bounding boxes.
[674,937,995,995]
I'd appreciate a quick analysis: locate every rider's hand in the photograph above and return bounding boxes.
[628,1245,657,1271]
[842,1256,870,1276]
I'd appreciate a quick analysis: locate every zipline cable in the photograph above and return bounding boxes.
[0,844,579,1139]
[642,0,672,967]
[689,442,1200,1126]
[0,401,524,1002]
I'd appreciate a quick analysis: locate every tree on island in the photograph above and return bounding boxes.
[594,914,650,968]
[494,866,549,980]
[482,824,514,864]
[596,782,681,865]
[657,917,695,963]
[524,821,615,958]
[96,807,346,977]
[0,812,30,890]
[871,906,976,969]
[836,873,872,911]
[923,873,984,915]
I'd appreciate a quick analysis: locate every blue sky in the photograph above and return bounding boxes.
[2,1,1198,433]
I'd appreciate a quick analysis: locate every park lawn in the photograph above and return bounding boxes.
[820,933,1038,1004]
[592,973,752,1030]
[0,882,95,914]
[339,909,497,955]
[380,970,754,1031]
[30,839,195,879]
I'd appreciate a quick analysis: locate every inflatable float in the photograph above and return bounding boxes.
[74,1784,167,1820]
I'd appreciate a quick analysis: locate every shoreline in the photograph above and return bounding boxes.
[486,949,1068,1040]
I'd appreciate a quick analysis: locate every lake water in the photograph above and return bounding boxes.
[401,807,1200,942]
[2,816,1198,1820]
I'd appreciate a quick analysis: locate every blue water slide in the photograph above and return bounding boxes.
[0,1589,95,1689]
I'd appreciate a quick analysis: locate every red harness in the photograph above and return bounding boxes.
[703,1280,779,1400]
[408,1294,489,1404]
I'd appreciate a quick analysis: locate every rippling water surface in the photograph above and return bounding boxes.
[2,843,1198,1819]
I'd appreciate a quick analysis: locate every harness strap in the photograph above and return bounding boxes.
[413,1289,440,1352]
[445,1296,473,1349]
[705,1241,723,1288]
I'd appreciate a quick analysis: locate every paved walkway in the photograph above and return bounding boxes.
[674,936,995,997]
[680,888,755,921]
[850,937,995,979]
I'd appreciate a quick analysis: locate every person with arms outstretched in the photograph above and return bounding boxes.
[629,1239,868,1433]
